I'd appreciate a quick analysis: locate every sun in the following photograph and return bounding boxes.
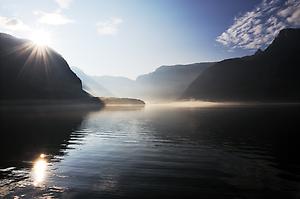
[30,30,51,47]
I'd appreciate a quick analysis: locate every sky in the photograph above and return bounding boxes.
[0,0,299,79]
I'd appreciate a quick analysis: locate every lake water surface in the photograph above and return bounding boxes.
[1,105,300,198]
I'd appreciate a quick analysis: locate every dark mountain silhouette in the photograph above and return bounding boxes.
[136,63,214,101]
[0,33,102,106]
[182,28,300,102]
[71,66,113,97]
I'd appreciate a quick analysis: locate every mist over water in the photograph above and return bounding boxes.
[148,100,300,108]
[1,105,300,198]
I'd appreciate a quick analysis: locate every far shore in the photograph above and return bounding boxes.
[146,100,300,108]
[99,97,145,106]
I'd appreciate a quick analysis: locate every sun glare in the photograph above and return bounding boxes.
[32,154,48,186]
[30,30,51,47]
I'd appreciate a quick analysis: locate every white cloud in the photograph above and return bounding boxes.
[216,0,300,50]
[278,6,294,17]
[34,10,74,25]
[55,0,73,9]
[287,8,300,25]
[96,17,123,35]
[0,16,30,31]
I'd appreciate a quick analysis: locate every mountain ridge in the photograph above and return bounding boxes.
[0,32,102,107]
[182,28,300,102]
[89,62,214,101]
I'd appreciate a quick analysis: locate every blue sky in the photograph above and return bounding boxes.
[0,0,299,79]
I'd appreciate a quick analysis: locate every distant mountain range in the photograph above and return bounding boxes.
[74,62,213,102]
[135,63,213,101]
[71,67,113,97]
[93,75,137,98]
[182,28,300,102]
[0,33,101,106]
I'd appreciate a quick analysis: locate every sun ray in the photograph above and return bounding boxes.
[14,42,52,81]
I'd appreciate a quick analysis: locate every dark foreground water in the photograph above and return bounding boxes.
[0,105,300,198]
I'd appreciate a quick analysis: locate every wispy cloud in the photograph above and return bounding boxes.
[0,16,30,31]
[216,0,300,50]
[55,0,73,9]
[96,17,123,35]
[34,10,74,25]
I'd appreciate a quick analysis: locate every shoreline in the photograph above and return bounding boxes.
[146,101,300,108]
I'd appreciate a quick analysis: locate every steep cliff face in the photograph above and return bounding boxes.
[182,28,300,102]
[0,33,98,103]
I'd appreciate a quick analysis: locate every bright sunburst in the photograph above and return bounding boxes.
[30,30,51,47]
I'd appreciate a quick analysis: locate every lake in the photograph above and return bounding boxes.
[1,104,300,198]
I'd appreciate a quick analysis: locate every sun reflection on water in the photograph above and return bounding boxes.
[32,154,47,186]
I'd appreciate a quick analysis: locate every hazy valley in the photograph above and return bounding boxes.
[69,28,300,104]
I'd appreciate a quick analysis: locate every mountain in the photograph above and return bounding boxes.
[93,75,137,98]
[0,33,101,106]
[182,28,300,102]
[136,63,214,101]
[71,67,113,97]
[91,63,214,102]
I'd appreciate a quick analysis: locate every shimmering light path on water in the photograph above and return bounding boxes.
[1,105,300,198]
